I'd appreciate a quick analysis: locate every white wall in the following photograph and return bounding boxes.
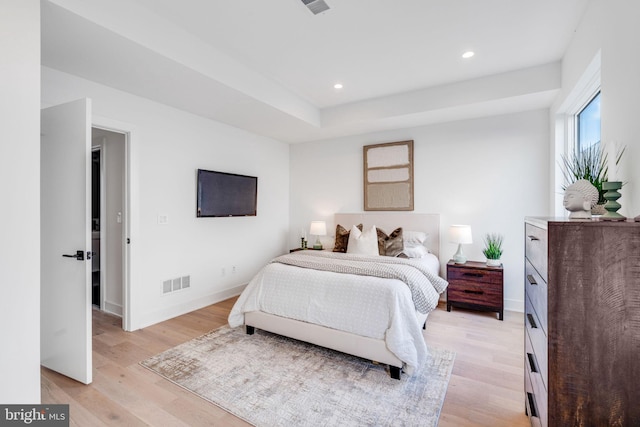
[0,0,41,403]
[601,1,640,216]
[290,110,550,312]
[552,0,640,216]
[42,67,290,330]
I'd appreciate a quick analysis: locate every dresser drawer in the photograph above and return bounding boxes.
[525,259,548,334]
[526,328,548,427]
[525,223,547,281]
[525,295,548,386]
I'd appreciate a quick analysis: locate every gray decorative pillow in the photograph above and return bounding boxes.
[332,223,363,253]
[376,227,404,257]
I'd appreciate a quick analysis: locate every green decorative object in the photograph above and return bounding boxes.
[601,181,625,220]
[482,233,504,266]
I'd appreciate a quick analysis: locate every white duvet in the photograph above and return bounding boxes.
[228,251,447,374]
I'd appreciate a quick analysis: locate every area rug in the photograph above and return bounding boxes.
[140,325,455,427]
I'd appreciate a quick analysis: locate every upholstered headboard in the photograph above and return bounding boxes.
[333,213,440,259]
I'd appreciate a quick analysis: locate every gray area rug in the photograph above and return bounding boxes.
[141,325,455,426]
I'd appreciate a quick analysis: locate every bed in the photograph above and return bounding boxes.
[228,213,447,379]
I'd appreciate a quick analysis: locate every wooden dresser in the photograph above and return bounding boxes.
[524,217,640,427]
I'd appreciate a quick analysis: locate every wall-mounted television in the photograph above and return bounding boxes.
[196,169,258,217]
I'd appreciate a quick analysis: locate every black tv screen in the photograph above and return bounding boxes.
[196,169,257,217]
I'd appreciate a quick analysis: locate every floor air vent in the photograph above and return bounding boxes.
[302,0,330,15]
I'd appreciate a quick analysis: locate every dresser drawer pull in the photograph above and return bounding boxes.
[527,313,538,329]
[527,352,539,373]
[462,272,484,278]
[527,235,539,242]
[463,289,484,295]
[527,392,539,418]
[526,274,538,285]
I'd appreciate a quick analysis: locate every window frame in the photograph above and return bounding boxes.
[552,51,601,216]
[575,90,601,155]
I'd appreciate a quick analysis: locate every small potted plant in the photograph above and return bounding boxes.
[482,233,503,267]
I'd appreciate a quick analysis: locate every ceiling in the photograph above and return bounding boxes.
[41,0,589,143]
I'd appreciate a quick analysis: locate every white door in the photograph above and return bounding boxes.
[41,99,92,384]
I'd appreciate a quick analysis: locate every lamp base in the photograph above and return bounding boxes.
[313,238,323,250]
[453,244,467,264]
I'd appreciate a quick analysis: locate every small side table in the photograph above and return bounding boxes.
[446,260,504,320]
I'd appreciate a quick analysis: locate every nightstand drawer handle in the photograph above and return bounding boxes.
[527,274,538,285]
[462,272,483,278]
[527,313,538,329]
[463,289,484,295]
[527,235,539,241]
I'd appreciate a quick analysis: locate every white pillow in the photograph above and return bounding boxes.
[347,224,379,256]
[402,245,429,258]
[403,231,428,246]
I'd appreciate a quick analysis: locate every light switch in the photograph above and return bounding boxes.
[117,212,122,223]
[158,214,169,225]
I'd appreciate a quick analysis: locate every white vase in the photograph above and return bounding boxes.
[486,258,501,267]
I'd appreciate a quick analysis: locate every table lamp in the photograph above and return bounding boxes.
[309,221,327,250]
[449,225,472,264]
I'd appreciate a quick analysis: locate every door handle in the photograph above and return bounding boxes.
[62,250,85,261]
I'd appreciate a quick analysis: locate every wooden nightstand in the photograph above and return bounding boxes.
[446,260,504,320]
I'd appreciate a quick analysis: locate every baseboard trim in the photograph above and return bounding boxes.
[132,284,247,331]
[504,298,524,313]
[104,301,123,317]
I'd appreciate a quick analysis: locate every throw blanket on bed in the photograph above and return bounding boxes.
[272,251,448,314]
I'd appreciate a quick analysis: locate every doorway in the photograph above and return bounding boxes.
[91,128,126,320]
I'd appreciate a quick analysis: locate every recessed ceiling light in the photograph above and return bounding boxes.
[462,51,475,59]
[334,83,343,89]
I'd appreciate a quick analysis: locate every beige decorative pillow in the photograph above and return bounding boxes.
[347,225,379,256]
[332,223,363,253]
[377,227,404,257]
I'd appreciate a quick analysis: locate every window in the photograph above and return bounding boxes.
[576,91,601,153]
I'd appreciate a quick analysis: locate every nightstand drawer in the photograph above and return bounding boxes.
[447,284,502,307]
[447,267,502,285]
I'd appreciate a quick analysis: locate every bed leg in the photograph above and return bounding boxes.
[245,325,255,335]
[423,321,426,330]
[390,366,401,380]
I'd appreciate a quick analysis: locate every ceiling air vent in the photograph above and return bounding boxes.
[302,0,330,15]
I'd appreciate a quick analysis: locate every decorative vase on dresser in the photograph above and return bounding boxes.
[524,217,640,427]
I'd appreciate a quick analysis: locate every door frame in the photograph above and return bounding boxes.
[90,144,104,310]
[92,115,135,331]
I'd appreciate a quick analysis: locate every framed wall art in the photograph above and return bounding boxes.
[363,140,414,211]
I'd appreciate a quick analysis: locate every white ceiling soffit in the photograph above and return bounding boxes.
[41,0,583,143]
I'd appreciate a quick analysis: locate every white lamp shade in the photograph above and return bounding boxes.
[449,225,472,244]
[309,221,327,236]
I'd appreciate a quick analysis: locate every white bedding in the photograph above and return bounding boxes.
[228,251,446,374]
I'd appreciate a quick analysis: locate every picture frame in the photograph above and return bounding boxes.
[363,140,414,211]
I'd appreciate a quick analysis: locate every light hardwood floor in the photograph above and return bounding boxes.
[41,299,529,426]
